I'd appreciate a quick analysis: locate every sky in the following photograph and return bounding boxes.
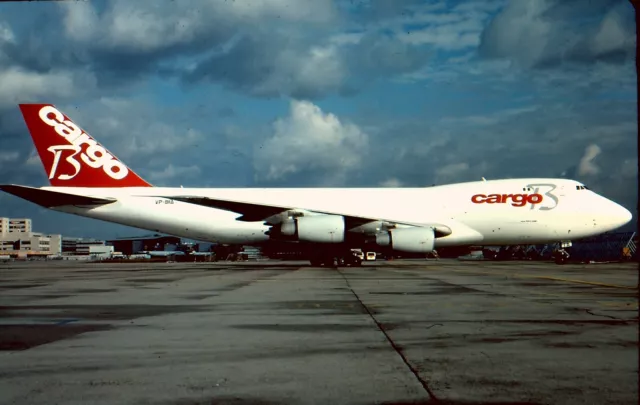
[0,0,637,239]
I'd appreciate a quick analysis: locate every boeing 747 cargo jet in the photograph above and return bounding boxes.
[0,104,632,266]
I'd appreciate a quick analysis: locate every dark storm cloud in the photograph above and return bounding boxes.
[344,32,432,78]
[2,30,85,74]
[0,0,435,102]
[183,29,431,99]
[345,0,433,21]
[1,1,333,96]
[479,0,635,68]
[182,33,332,99]
[47,0,346,97]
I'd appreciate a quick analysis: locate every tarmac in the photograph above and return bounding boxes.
[0,259,637,405]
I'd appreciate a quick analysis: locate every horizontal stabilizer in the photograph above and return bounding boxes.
[0,185,117,208]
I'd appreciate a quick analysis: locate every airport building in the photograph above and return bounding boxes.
[62,237,115,258]
[0,217,62,258]
[7,218,32,233]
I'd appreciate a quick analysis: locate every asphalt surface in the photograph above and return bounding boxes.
[0,259,637,405]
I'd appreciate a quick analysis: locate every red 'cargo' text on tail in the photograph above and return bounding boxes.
[39,106,128,181]
[18,104,152,188]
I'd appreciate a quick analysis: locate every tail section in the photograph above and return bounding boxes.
[18,104,152,188]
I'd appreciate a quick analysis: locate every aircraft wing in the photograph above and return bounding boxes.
[0,185,117,208]
[163,195,452,236]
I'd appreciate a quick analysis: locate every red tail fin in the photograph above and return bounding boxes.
[19,104,152,188]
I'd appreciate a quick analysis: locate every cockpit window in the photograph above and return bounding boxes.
[576,185,590,190]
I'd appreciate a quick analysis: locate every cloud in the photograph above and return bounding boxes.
[254,100,368,183]
[591,3,634,57]
[0,150,20,173]
[56,98,204,160]
[479,0,635,68]
[0,21,14,44]
[436,162,471,182]
[61,0,337,52]
[348,96,636,210]
[182,27,434,99]
[379,178,404,187]
[25,151,40,167]
[0,67,97,109]
[53,0,347,98]
[619,158,637,179]
[0,151,18,163]
[0,16,97,109]
[577,144,602,176]
[149,164,201,183]
[50,0,441,99]
[396,14,486,50]
[342,33,431,84]
[347,0,448,24]
[184,34,347,99]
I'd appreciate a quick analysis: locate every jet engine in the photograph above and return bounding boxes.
[276,214,346,243]
[375,227,435,253]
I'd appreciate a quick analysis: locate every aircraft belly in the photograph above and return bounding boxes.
[468,217,555,245]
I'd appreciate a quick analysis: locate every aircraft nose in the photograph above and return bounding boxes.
[611,203,633,229]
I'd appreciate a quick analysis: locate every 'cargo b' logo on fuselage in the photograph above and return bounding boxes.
[39,106,129,181]
[471,193,543,207]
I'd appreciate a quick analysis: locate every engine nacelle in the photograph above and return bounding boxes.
[279,215,346,243]
[375,227,435,253]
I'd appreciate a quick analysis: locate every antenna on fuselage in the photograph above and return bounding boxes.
[481,177,487,182]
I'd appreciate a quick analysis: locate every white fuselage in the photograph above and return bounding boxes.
[44,178,632,248]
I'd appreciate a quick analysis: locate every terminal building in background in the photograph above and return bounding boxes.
[0,217,61,258]
[62,237,114,259]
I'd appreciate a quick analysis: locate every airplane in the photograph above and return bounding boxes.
[0,104,633,266]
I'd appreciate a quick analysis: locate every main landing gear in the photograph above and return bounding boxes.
[553,241,572,265]
[309,250,363,268]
